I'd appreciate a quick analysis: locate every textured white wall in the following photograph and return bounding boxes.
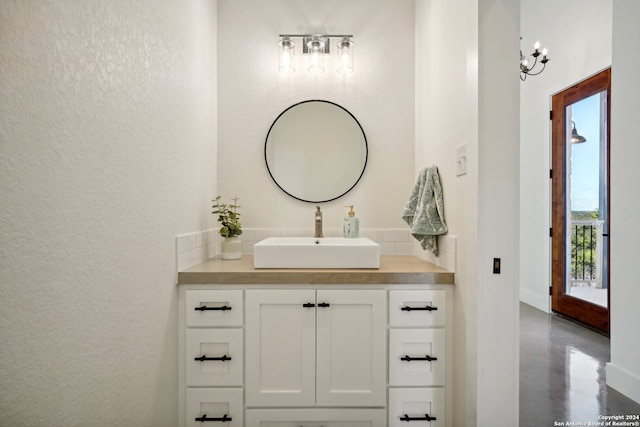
[0,1,217,425]
[519,0,612,312]
[608,0,640,404]
[217,0,415,231]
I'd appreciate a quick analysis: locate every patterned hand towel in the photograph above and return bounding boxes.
[401,166,448,256]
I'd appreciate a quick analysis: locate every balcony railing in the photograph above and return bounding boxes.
[570,219,604,288]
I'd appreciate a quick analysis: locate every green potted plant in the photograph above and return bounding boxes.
[212,195,243,259]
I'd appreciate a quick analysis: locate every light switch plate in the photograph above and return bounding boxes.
[456,144,467,176]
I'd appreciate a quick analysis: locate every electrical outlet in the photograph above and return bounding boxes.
[456,144,467,176]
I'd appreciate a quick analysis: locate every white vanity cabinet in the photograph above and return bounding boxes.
[178,276,453,427]
[245,289,387,408]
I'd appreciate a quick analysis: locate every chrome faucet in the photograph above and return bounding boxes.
[314,206,323,238]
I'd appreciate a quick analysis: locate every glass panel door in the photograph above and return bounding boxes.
[551,68,610,333]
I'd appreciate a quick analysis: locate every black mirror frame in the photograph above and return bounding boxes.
[264,99,368,203]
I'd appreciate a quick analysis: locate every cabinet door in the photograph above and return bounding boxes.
[388,388,444,427]
[246,289,316,407]
[246,408,386,427]
[186,388,243,427]
[389,329,445,386]
[316,290,387,407]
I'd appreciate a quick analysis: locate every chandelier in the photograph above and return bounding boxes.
[520,39,550,81]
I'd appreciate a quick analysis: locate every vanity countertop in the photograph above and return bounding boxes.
[178,255,454,285]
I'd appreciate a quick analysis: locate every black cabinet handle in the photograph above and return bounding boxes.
[400,413,437,422]
[401,354,438,362]
[318,302,331,308]
[194,305,232,312]
[194,355,232,362]
[401,305,437,312]
[195,414,232,422]
[303,303,316,308]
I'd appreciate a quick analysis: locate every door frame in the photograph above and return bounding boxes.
[550,67,611,333]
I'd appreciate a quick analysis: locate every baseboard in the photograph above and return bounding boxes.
[519,288,550,313]
[606,362,640,404]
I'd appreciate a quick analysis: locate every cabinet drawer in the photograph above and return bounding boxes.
[186,290,243,327]
[389,388,445,427]
[389,329,445,386]
[186,329,243,386]
[389,290,445,327]
[186,388,243,427]
[246,408,386,426]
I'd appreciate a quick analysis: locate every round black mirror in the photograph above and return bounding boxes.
[265,100,368,203]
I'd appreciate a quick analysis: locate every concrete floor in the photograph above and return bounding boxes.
[520,302,640,426]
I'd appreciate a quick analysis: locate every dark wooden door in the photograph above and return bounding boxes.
[551,68,611,333]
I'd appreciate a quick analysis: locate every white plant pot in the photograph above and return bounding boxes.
[221,236,242,260]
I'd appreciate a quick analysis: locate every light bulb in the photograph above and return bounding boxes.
[307,37,325,73]
[278,37,295,73]
[309,52,323,72]
[337,37,354,74]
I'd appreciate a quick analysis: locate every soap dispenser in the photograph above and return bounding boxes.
[343,205,359,238]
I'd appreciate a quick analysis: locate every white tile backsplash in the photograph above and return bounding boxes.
[176,228,457,272]
[382,229,411,242]
[175,229,217,271]
[176,233,197,254]
[410,234,457,273]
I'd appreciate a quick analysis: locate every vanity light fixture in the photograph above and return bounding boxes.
[278,34,354,74]
[570,121,587,144]
[520,38,550,81]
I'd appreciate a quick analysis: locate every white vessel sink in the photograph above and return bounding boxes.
[253,237,380,269]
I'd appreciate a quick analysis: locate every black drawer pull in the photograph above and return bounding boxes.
[400,413,437,422]
[194,354,232,362]
[401,305,437,312]
[195,414,232,422]
[195,305,232,312]
[401,354,438,362]
[318,302,331,308]
[303,303,316,308]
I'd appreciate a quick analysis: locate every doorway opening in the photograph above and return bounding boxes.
[551,68,611,334]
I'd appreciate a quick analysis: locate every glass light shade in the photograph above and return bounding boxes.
[337,38,354,73]
[278,38,295,73]
[307,38,325,73]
